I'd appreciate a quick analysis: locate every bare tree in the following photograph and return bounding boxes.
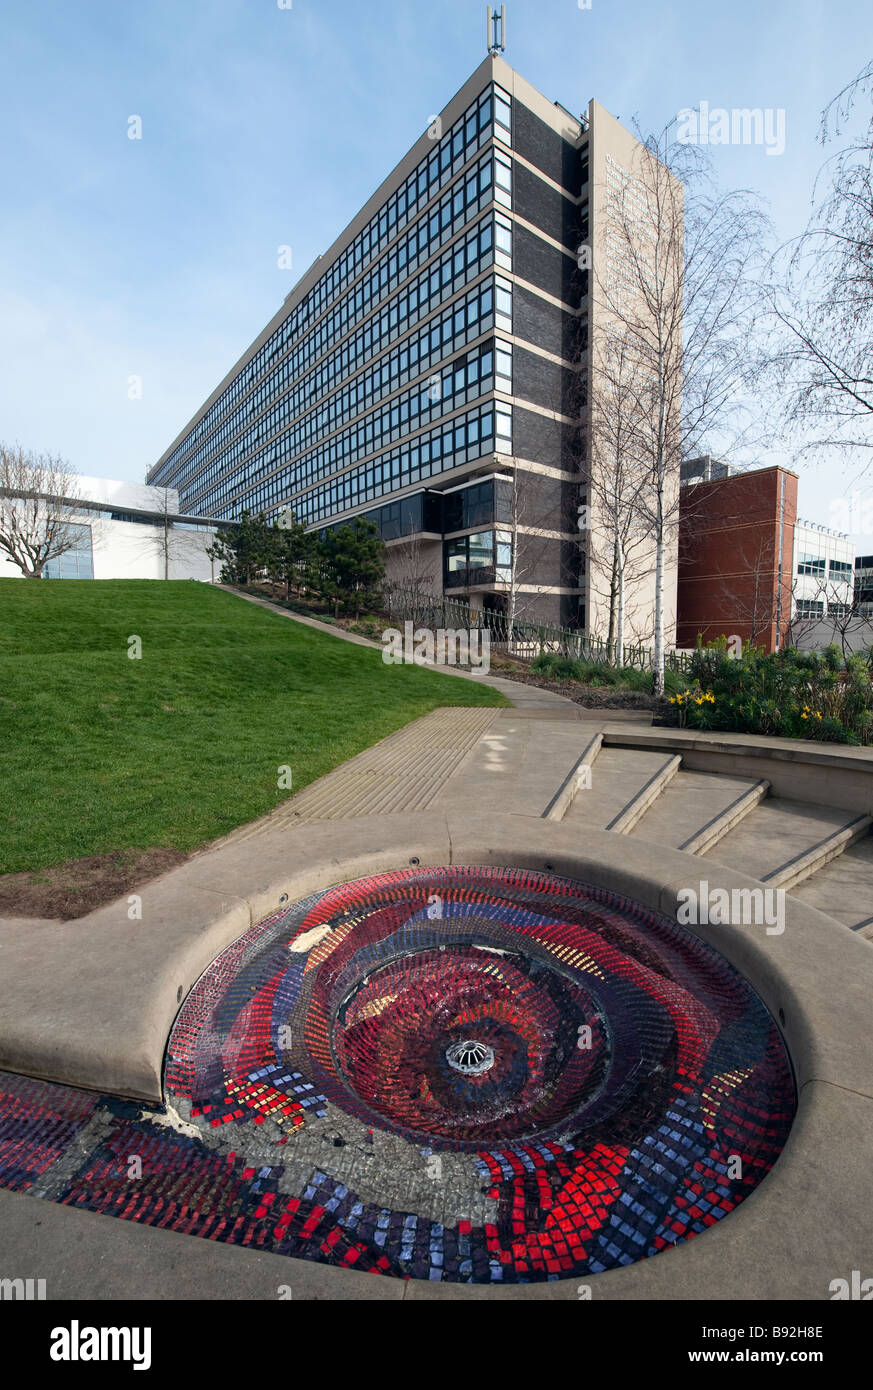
[766,62,873,465]
[154,487,174,581]
[0,443,93,578]
[384,531,441,623]
[502,458,569,640]
[585,330,659,664]
[786,574,873,657]
[127,486,177,579]
[128,485,215,581]
[827,587,873,658]
[593,131,770,692]
[709,531,787,651]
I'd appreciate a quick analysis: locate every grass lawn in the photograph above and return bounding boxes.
[0,580,506,880]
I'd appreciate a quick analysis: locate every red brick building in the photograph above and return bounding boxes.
[677,463,798,652]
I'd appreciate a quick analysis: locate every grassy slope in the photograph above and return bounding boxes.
[0,580,505,874]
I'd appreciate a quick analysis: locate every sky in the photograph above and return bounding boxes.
[1,0,872,546]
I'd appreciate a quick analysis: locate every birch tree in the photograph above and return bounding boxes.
[585,330,657,664]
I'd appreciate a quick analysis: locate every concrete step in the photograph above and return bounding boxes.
[628,770,770,853]
[700,798,873,890]
[561,747,681,834]
[542,731,604,820]
[433,717,606,818]
[788,833,873,936]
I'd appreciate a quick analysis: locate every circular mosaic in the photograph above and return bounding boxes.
[165,865,796,1283]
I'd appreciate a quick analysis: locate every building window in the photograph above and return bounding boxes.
[468,531,494,568]
[43,524,93,579]
[494,86,512,139]
[495,276,513,330]
[495,531,513,583]
[795,599,824,619]
[496,343,512,388]
[443,529,500,586]
[494,153,513,210]
[495,214,513,270]
[445,538,468,574]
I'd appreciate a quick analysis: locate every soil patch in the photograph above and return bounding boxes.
[0,847,189,922]
[494,670,675,715]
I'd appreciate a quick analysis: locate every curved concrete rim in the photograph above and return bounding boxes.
[1,812,871,1299]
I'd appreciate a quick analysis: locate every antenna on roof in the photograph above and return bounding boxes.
[487,5,506,56]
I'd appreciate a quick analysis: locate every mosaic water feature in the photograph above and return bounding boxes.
[0,866,795,1283]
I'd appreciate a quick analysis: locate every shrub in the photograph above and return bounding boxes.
[529,652,692,697]
[683,638,873,744]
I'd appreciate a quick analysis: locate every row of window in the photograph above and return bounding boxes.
[292,405,512,528]
[211,402,512,527]
[155,84,511,486]
[194,341,506,515]
[180,277,503,509]
[342,490,443,542]
[168,162,508,496]
[186,226,506,515]
[797,555,854,578]
[795,599,852,618]
[442,476,512,534]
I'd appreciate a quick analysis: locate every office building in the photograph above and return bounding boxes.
[147,53,679,635]
[792,519,854,621]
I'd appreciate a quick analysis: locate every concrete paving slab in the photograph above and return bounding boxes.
[218,706,498,844]
[0,916,63,930]
[432,718,600,818]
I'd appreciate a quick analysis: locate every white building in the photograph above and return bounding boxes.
[792,518,854,621]
[0,475,218,582]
